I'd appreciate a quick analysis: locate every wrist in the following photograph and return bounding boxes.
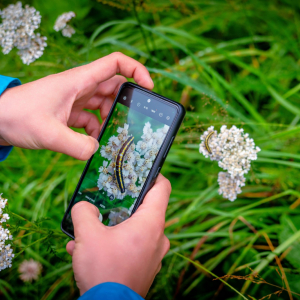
[0,76,21,146]
[0,89,13,146]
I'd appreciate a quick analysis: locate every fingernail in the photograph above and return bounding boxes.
[150,77,154,88]
[94,141,99,154]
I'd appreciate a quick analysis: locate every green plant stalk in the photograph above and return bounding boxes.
[240,229,300,296]
[172,251,249,300]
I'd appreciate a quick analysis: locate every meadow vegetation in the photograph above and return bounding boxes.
[1,0,300,299]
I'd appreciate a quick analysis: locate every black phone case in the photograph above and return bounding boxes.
[61,82,186,239]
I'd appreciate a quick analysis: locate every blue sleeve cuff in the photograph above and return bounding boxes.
[78,282,144,300]
[0,75,21,93]
[0,146,13,162]
[0,75,21,162]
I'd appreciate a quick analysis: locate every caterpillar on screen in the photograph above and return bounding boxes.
[114,136,135,193]
[205,131,215,154]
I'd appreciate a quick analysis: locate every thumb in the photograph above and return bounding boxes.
[66,240,75,256]
[133,174,171,222]
[71,201,104,239]
[45,121,99,160]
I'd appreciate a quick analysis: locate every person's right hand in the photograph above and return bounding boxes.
[66,174,171,297]
[0,52,153,160]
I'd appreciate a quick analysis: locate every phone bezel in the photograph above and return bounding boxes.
[61,82,185,239]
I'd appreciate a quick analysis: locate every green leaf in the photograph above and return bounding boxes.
[279,215,300,268]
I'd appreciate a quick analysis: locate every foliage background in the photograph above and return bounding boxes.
[1,0,300,299]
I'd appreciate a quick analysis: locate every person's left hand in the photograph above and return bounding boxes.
[66,174,171,297]
[0,52,154,160]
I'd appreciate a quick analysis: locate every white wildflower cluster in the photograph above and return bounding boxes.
[18,258,42,282]
[199,125,260,201]
[98,122,169,210]
[54,12,76,38]
[0,194,13,271]
[0,2,47,65]
[107,207,130,226]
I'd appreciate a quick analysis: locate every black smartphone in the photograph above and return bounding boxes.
[61,82,185,238]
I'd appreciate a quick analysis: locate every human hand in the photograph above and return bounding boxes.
[66,174,171,297]
[0,52,153,160]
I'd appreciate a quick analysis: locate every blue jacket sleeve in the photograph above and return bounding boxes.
[78,282,144,300]
[0,75,21,162]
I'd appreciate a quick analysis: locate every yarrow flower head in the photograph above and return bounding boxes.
[54,12,76,38]
[0,194,13,271]
[199,125,260,201]
[97,122,169,225]
[18,258,42,282]
[0,2,47,65]
[217,172,246,201]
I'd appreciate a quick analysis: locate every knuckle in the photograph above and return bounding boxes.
[127,230,146,248]
[162,177,172,194]
[149,217,165,236]
[156,262,162,273]
[163,236,170,254]
[111,51,124,59]
[156,218,166,232]
[150,220,166,243]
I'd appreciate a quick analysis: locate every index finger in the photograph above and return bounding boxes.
[80,52,154,90]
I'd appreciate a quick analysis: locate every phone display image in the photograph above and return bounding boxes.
[98,120,169,203]
[63,99,172,232]
[95,107,169,225]
[61,83,185,237]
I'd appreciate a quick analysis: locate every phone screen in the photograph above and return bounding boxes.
[62,85,177,233]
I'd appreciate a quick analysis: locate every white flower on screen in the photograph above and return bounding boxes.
[108,207,130,226]
[97,173,109,190]
[199,125,260,201]
[138,176,146,185]
[157,124,169,135]
[125,152,135,164]
[143,158,152,168]
[0,194,14,272]
[18,259,42,282]
[143,122,153,134]
[122,163,133,176]
[108,136,121,150]
[117,133,125,142]
[136,141,148,155]
[100,145,113,160]
[0,2,47,65]
[54,12,76,38]
[117,123,129,136]
[99,161,109,174]
[141,132,152,142]
[107,161,116,174]
[144,148,157,161]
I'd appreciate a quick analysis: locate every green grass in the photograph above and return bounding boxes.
[1,0,300,299]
